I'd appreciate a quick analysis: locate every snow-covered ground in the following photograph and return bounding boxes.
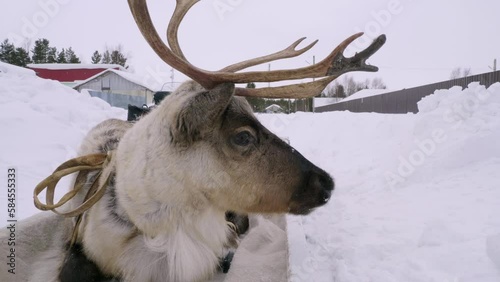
[264,84,500,282]
[1,62,499,281]
[0,62,126,221]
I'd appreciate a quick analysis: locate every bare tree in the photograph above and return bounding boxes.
[462,67,471,77]
[450,67,472,79]
[325,76,387,97]
[371,77,387,89]
[450,67,462,79]
[344,76,357,96]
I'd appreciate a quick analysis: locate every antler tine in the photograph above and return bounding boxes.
[129,0,386,96]
[167,0,200,60]
[233,34,387,98]
[166,2,319,73]
[212,32,382,84]
[221,37,318,72]
[128,0,217,88]
[235,76,337,98]
[325,33,386,75]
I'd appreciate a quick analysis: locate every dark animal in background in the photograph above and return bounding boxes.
[127,104,150,122]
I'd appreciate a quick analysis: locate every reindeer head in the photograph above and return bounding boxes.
[122,0,386,216]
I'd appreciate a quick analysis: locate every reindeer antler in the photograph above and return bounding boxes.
[128,0,386,98]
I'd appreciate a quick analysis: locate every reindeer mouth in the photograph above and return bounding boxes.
[289,170,334,215]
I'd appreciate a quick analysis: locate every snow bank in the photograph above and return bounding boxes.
[257,82,500,282]
[0,62,35,76]
[0,63,126,221]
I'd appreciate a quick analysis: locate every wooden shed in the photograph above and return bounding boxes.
[73,69,157,109]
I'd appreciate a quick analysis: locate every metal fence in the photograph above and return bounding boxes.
[315,70,500,114]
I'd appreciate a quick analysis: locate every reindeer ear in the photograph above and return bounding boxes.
[173,83,235,145]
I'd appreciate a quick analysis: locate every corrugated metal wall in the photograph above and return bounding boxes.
[316,71,500,114]
[75,72,154,105]
[87,91,148,110]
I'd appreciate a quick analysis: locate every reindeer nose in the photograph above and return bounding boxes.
[289,168,335,215]
[309,170,334,203]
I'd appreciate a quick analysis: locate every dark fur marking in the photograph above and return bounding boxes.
[105,174,134,228]
[103,129,117,137]
[98,138,120,154]
[59,243,120,282]
[219,251,234,274]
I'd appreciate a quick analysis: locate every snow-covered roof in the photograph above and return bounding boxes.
[314,97,342,108]
[0,62,36,76]
[27,63,126,71]
[265,104,283,111]
[341,89,393,102]
[72,69,160,92]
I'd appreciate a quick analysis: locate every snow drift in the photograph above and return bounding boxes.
[0,62,499,281]
[260,82,500,282]
[0,62,126,221]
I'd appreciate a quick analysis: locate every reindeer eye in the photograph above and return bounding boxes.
[232,131,255,146]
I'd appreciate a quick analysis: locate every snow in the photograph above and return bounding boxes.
[27,63,126,71]
[314,97,343,108]
[257,82,500,282]
[0,61,35,76]
[1,62,499,281]
[0,63,126,221]
[265,104,283,111]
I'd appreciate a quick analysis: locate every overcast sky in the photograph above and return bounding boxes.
[1,0,499,91]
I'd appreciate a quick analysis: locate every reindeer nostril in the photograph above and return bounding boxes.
[323,190,332,203]
[316,172,334,192]
[291,169,334,214]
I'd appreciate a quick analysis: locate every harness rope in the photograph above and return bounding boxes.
[33,151,114,246]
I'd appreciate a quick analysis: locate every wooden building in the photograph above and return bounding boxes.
[73,69,157,109]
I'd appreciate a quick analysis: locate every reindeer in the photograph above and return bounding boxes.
[31,0,385,281]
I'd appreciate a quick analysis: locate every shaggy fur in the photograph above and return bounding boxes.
[30,81,334,282]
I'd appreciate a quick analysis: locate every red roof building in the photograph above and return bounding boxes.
[27,63,126,87]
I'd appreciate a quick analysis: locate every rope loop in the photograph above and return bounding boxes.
[33,151,114,217]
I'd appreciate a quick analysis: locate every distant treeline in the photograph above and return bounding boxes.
[0,38,129,68]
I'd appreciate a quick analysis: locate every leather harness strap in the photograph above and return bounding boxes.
[33,151,114,246]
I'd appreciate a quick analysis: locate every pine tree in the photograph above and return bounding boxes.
[47,47,57,63]
[0,39,31,67]
[31,38,50,63]
[244,83,266,112]
[65,47,81,63]
[102,50,111,64]
[91,50,102,64]
[101,46,129,67]
[246,82,256,89]
[56,49,67,63]
[0,39,7,62]
[110,49,127,67]
[0,39,15,63]
[333,84,346,98]
[13,47,31,67]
